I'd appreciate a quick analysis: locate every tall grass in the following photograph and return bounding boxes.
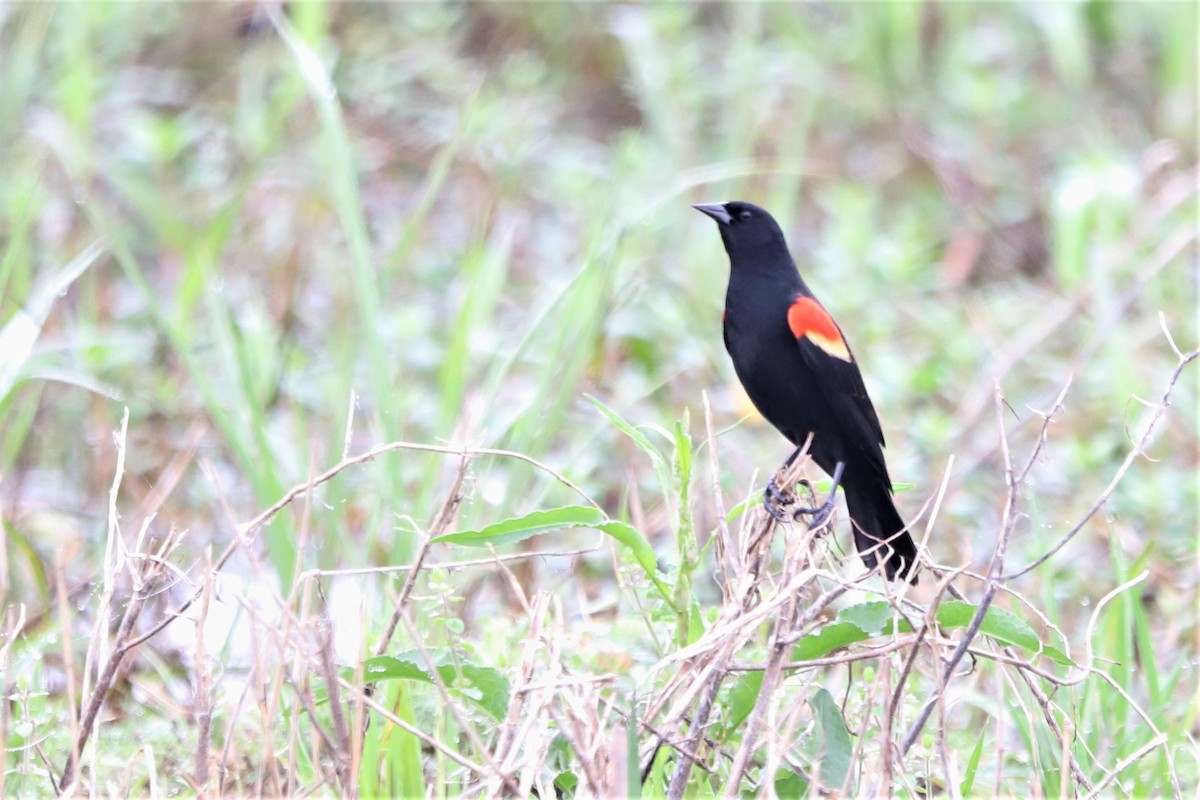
[0,2,1195,796]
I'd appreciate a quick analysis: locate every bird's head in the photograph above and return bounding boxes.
[692,200,787,254]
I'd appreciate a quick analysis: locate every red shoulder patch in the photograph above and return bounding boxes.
[787,296,852,361]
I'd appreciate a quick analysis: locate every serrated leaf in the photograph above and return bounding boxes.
[837,601,896,636]
[363,653,510,720]
[363,655,433,682]
[457,663,510,721]
[433,505,605,547]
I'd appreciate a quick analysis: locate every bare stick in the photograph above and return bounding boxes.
[721,591,801,796]
[490,593,550,790]
[193,548,215,793]
[316,613,352,789]
[124,439,595,653]
[901,385,1022,756]
[703,391,736,591]
[664,668,724,800]
[0,606,23,785]
[53,549,80,795]
[335,677,488,778]
[374,447,471,657]
[59,528,185,792]
[1002,347,1199,579]
[1081,734,1168,800]
[298,543,601,579]
[397,610,523,795]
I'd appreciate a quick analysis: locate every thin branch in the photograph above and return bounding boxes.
[193,549,215,793]
[124,439,596,653]
[901,384,1022,756]
[1081,734,1168,800]
[335,677,489,777]
[298,543,602,579]
[59,528,185,792]
[374,448,471,657]
[1003,347,1198,579]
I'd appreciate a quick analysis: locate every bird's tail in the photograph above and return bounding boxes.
[842,478,919,583]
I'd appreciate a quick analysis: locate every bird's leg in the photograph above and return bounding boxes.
[763,446,805,521]
[791,461,844,530]
[781,446,804,469]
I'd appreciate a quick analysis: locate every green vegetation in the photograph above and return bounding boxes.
[1,3,1196,797]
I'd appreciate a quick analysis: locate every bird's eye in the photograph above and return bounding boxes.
[738,210,752,220]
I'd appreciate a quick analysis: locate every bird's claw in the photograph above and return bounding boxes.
[792,502,834,529]
[763,478,789,522]
[765,462,842,530]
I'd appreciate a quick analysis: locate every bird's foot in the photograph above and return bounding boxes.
[763,478,790,522]
[791,493,837,529]
[790,461,845,531]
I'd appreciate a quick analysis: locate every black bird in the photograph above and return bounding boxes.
[694,200,919,582]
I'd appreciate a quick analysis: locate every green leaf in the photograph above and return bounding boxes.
[555,772,578,796]
[790,600,1073,667]
[643,743,672,799]
[686,602,705,645]
[838,601,896,636]
[0,239,105,402]
[388,683,425,800]
[726,671,763,732]
[792,602,913,661]
[456,663,510,721]
[433,505,605,547]
[810,689,852,789]
[626,694,642,799]
[363,653,510,720]
[586,395,674,506]
[585,394,664,465]
[362,656,432,682]
[793,622,870,661]
[436,506,675,606]
[935,600,1037,649]
[596,520,674,604]
[1040,645,1076,667]
[725,497,757,522]
[960,726,987,796]
[935,601,1075,666]
[774,769,809,799]
[672,416,692,485]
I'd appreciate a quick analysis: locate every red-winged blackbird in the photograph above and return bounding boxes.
[694,200,919,583]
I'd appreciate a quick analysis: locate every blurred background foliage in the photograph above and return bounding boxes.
[0,0,1196,792]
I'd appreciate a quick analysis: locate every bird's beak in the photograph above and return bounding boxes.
[692,202,732,225]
